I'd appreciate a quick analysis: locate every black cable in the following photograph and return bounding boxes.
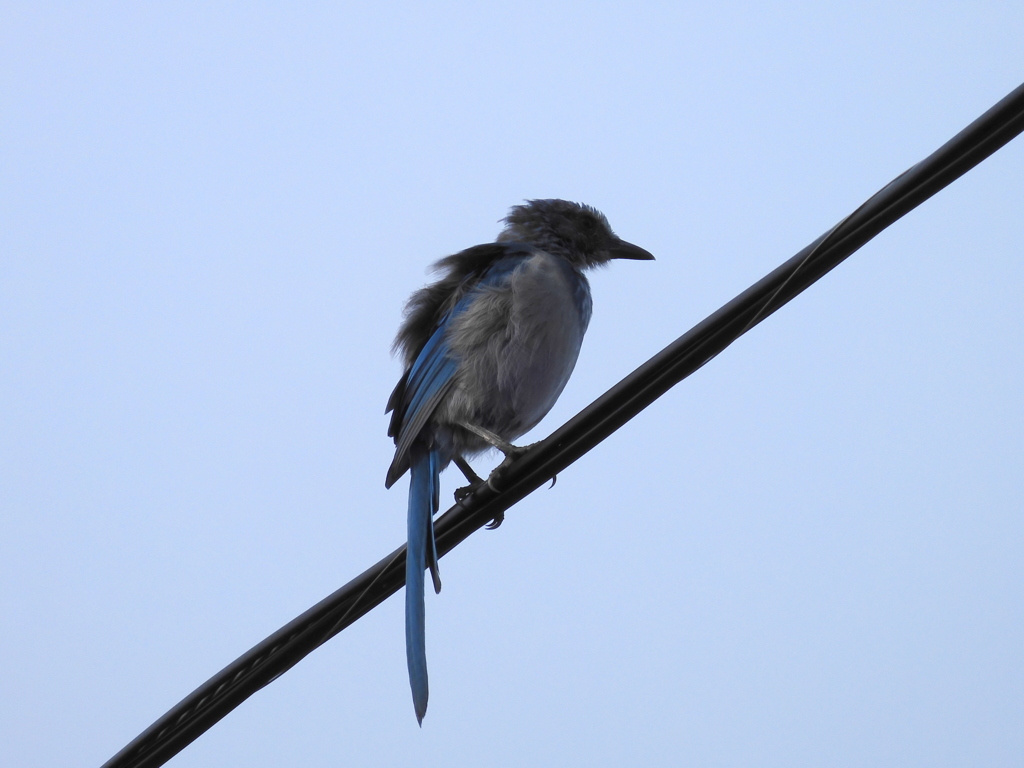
[102,80,1024,768]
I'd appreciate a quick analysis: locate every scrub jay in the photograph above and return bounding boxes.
[386,199,654,723]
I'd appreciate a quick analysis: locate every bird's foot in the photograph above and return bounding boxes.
[453,482,478,506]
[483,442,535,492]
[453,456,484,508]
[451,430,545,528]
[452,479,504,529]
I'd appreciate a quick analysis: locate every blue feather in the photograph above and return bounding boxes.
[405,443,438,725]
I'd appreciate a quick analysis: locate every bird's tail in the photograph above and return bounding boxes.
[406,443,442,725]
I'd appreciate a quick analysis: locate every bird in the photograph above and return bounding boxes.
[385,198,654,723]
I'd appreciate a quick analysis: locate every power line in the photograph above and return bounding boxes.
[102,80,1024,768]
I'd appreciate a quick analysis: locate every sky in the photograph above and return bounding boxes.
[2,3,1023,767]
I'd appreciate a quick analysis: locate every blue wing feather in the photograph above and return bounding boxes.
[385,323,459,487]
[386,249,532,487]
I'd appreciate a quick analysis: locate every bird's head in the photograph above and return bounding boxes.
[498,199,655,268]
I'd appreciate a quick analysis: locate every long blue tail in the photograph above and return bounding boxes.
[406,443,441,724]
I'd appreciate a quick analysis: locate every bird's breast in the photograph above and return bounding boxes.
[443,251,592,442]
[499,253,590,432]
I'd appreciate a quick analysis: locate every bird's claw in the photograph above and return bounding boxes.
[453,482,478,507]
[453,481,504,529]
[452,440,543,528]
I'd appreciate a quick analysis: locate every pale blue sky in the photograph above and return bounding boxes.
[2,3,1023,766]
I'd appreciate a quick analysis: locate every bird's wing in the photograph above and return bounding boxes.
[385,246,530,487]
[385,326,459,487]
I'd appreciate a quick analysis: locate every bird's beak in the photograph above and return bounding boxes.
[608,238,655,261]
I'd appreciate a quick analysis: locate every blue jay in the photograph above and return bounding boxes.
[386,199,654,723]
